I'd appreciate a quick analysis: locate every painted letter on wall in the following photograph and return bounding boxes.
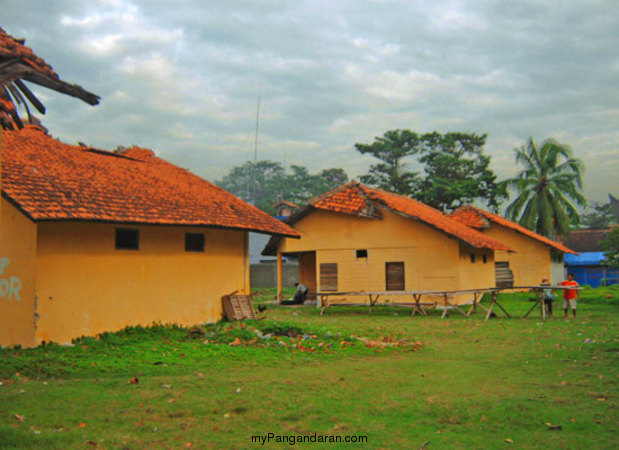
[0,257,22,301]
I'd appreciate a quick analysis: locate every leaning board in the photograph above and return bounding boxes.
[222,294,257,321]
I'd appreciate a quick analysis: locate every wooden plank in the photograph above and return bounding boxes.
[319,263,338,291]
[222,293,256,321]
[385,262,405,291]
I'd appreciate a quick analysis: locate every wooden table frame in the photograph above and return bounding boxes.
[520,286,584,320]
[317,289,494,319]
[315,286,583,320]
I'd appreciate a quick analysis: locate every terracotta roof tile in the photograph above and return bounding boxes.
[0,28,57,78]
[1,126,299,237]
[451,205,576,254]
[308,182,512,251]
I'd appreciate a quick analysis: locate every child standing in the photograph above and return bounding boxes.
[540,277,553,318]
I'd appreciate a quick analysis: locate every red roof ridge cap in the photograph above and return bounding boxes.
[308,180,362,206]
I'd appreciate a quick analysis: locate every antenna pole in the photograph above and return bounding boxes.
[253,85,261,163]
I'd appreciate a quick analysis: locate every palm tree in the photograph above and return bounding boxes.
[502,137,585,238]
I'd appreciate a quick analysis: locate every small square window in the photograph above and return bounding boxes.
[356,249,368,259]
[470,253,476,263]
[483,255,488,264]
[116,228,139,250]
[185,233,205,252]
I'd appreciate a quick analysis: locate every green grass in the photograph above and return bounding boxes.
[0,287,617,449]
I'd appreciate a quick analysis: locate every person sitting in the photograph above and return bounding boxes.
[280,282,308,305]
[294,282,308,304]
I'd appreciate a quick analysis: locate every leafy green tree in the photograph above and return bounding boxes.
[216,161,348,214]
[316,168,349,194]
[354,129,422,195]
[217,160,286,213]
[582,201,616,229]
[416,132,504,211]
[355,130,503,211]
[501,137,585,238]
[600,227,619,269]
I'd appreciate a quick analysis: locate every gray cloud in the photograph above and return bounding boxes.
[4,0,618,202]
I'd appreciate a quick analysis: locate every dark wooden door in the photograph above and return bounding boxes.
[386,262,405,291]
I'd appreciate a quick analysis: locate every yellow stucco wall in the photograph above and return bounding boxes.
[34,222,249,345]
[484,225,552,287]
[279,209,495,304]
[0,198,37,347]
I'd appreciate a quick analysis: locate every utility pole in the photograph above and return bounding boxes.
[251,84,261,205]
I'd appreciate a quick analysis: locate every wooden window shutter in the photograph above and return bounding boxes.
[320,263,338,291]
[386,262,405,291]
[494,261,514,288]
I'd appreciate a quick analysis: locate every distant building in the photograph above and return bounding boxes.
[263,182,512,303]
[563,227,617,287]
[273,200,300,219]
[564,252,618,287]
[450,205,576,286]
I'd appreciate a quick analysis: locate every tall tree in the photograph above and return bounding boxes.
[216,161,348,214]
[217,160,286,213]
[354,129,422,195]
[600,227,619,269]
[315,168,349,194]
[416,132,503,211]
[355,130,503,211]
[501,137,585,238]
[582,201,616,229]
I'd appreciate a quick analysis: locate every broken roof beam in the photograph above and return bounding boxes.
[0,27,100,129]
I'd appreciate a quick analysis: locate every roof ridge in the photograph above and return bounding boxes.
[451,204,491,229]
[308,180,361,206]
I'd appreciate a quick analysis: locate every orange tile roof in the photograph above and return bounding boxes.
[0,28,57,78]
[450,205,576,254]
[309,182,512,251]
[1,126,299,237]
[0,27,99,128]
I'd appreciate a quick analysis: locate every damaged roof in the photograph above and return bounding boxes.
[1,126,299,237]
[263,181,512,255]
[0,27,99,129]
[450,205,576,254]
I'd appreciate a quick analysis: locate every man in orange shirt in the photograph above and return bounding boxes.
[559,273,580,319]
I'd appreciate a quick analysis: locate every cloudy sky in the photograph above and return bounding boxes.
[5,0,618,201]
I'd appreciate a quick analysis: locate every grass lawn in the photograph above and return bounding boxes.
[0,287,617,449]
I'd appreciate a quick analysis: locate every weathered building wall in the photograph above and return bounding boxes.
[34,222,249,345]
[279,209,496,304]
[551,259,566,285]
[457,244,495,291]
[484,225,552,287]
[250,263,298,288]
[0,198,37,347]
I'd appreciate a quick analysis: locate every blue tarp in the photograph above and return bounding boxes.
[564,252,606,266]
[564,252,617,287]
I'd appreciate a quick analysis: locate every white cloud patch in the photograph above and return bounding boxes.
[61,1,182,56]
[427,1,489,31]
